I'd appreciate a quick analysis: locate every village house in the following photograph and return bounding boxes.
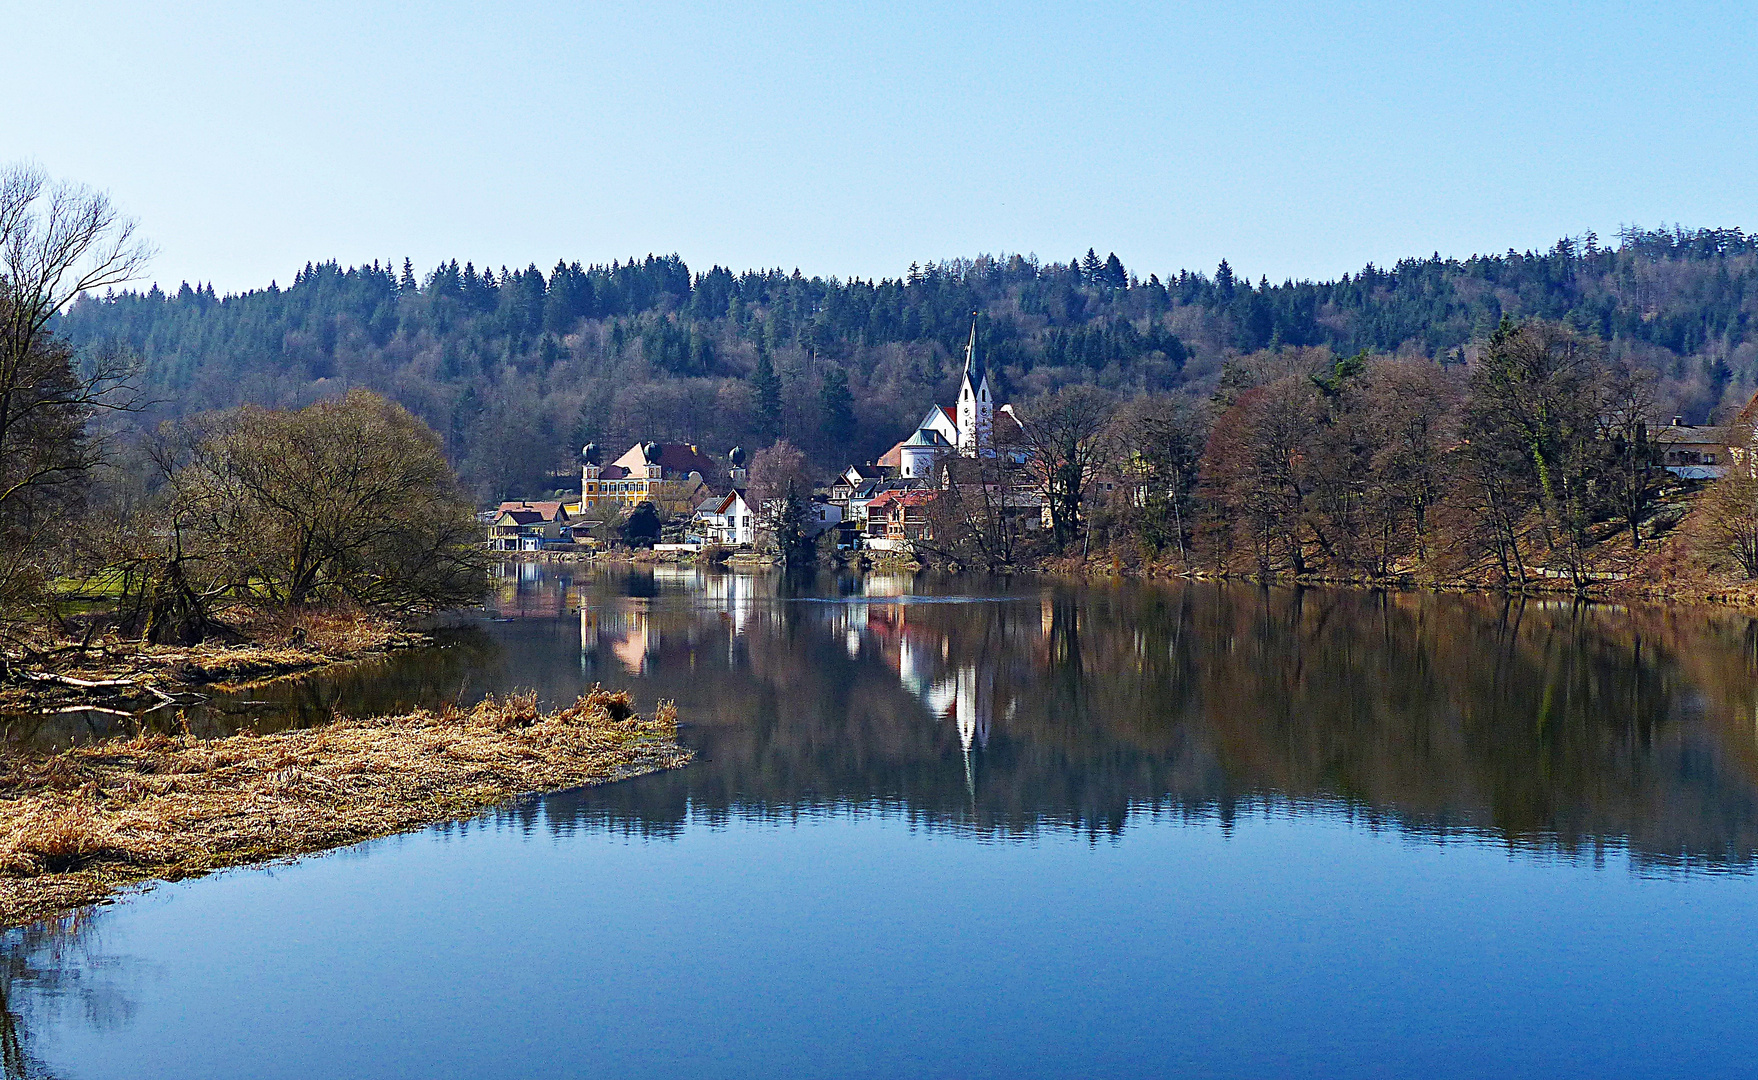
[1651,417,1729,479]
[843,476,927,533]
[696,489,758,547]
[808,497,846,537]
[488,500,574,551]
[830,462,897,502]
[865,489,936,549]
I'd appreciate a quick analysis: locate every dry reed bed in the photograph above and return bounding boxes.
[0,688,690,929]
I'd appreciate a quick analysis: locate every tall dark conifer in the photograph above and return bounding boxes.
[819,364,855,446]
[751,343,782,440]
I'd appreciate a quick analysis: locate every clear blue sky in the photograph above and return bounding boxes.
[12,1,1757,295]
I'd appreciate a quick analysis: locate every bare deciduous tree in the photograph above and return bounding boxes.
[0,163,152,616]
[918,437,1036,571]
[1113,394,1208,567]
[1697,469,1758,579]
[748,439,814,563]
[1017,386,1116,550]
[1598,359,1663,549]
[1202,376,1322,574]
[1358,360,1461,568]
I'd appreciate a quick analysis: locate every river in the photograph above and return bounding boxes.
[4,566,1758,1078]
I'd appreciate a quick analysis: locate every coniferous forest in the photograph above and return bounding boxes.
[57,228,1758,502]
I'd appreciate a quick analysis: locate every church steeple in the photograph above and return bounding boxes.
[956,312,993,455]
[962,315,984,388]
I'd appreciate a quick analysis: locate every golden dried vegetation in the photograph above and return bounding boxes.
[0,687,689,929]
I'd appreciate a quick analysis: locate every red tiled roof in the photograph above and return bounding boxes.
[497,501,567,522]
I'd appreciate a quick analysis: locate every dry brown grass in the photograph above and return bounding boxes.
[230,603,410,654]
[0,606,433,713]
[0,687,689,929]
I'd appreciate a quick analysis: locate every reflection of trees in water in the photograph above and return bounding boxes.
[548,577,1758,869]
[1190,588,1758,868]
[1,912,139,1080]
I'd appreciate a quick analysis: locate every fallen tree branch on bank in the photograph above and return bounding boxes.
[0,687,689,929]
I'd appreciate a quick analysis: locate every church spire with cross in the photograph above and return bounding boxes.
[956,312,993,454]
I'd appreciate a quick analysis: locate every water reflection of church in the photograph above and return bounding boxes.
[571,573,1022,764]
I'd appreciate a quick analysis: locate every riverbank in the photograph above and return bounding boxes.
[0,606,432,714]
[0,687,690,929]
[1020,494,1758,609]
[496,527,1758,608]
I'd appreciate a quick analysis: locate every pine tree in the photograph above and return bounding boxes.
[819,364,855,445]
[751,343,782,439]
[1102,252,1127,290]
[773,479,811,565]
[1082,248,1103,281]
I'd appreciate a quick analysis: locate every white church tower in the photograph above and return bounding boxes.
[956,315,993,455]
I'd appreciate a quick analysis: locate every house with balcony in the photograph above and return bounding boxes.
[488,500,574,551]
[697,489,758,547]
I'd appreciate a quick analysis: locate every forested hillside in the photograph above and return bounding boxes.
[58,227,1758,502]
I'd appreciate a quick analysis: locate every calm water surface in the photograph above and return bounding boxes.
[6,567,1758,1078]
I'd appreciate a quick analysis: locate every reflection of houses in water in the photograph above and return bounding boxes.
[897,633,929,697]
[863,574,916,598]
[580,603,655,676]
[576,572,757,677]
[491,563,581,619]
[700,572,760,640]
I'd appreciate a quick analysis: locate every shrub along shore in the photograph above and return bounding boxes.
[0,687,689,930]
